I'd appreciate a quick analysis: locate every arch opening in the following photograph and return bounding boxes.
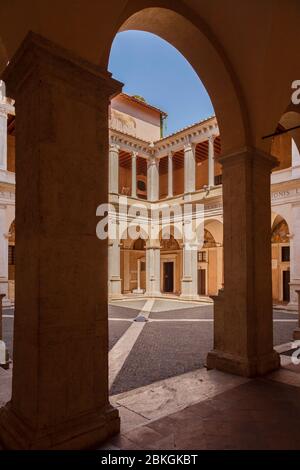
[107,6,248,155]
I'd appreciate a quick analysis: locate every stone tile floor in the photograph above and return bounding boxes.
[101,344,300,450]
[109,386,300,450]
[1,358,300,450]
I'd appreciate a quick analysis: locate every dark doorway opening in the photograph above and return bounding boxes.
[282,270,290,302]
[163,262,174,292]
[198,269,206,295]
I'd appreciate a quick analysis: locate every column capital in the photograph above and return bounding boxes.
[147,156,159,168]
[146,238,160,249]
[219,146,278,170]
[183,142,195,153]
[0,99,15,118]
[2,31,122,100]
[109,143,120,152]
[131,150,138,159]
[207,134,217,143]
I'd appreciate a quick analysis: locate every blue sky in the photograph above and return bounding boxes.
[108,31,214,136]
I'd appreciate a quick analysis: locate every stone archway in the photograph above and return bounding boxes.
[122,236,147,294]
[106,5,249,155]
[1,1,297,449]
[201,221,223,297]
[108,5,280,377]
[160,235,181,294]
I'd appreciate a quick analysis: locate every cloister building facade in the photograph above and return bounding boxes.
[107,93,300,309]
[1,89,300,309]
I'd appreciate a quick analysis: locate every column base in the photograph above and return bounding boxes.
[0,343,10,369]
[109,293,124,300]
[180,279,198,300]
[145,291,161,297]
[132,289,145,294]
[288,281,300,309]
[287,302,298,311]
[206,349,280,378]
[0,402,120,450]
[109,279,122,299]
[180,294,200,301]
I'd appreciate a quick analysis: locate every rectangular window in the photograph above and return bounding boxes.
[140,262,146,272]
[214,174,222,186]
[281,246,290,262]
[198,251,207,262]
[8,245,15,265]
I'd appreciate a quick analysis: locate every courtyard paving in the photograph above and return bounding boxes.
[107,299,297,395]
[2,299,298,396]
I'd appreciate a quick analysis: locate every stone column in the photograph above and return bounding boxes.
[181,240,198,299]
[123,250,130,293]
[146,239,160,296]
[207,148,280,377]
[184,143,196,193]
[109,143,119,194]
[293,290,300,340]
[147,156,159,201]
[0,206,9,300]
[108,238,122,299]
[137,259,141,291]
[288,203,300,310]
[208,135,215,187]
[132,257,144,294]
[131,151,137,198]
[0,32,122,450]
[168,151,173,198]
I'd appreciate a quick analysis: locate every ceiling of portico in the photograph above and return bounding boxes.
[119,150,148,175]
[159,136,221,174]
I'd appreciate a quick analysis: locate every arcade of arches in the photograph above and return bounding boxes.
[106,93,299,306]
[0,0,299,450]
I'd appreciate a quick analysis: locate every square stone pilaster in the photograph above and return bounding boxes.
[0,32,122,449]
[207,148,280,377]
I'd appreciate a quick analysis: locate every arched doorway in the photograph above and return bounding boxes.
[160,235,181,294]
[197,227,222,297]
[121,237,147,294]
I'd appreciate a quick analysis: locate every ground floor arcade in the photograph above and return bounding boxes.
[0,32,299,450]
[108,181,300,309]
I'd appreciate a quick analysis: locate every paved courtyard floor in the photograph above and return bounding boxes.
[108,298,297,395]
[2,298,298,396]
